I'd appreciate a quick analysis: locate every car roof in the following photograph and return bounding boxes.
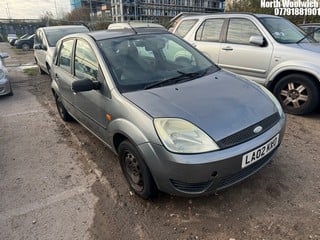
[86,28,169,41]
[41,25,88,33]
[179,12,281,20]
[108,22,165,30]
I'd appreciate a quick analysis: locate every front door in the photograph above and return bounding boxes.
[218,18,273,84]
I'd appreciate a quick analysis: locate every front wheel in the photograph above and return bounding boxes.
[54,93,73,122]
[273,74,319,115]
[21,43,30,51]
[118,140,158,199]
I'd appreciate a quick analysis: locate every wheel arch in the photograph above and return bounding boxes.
[267,70,320,92]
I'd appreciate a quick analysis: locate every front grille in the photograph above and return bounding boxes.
[217,113,280,149]
[170,179,213,193]
[216,148,276,190]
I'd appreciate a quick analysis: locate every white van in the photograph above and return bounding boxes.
[34,25,89,77]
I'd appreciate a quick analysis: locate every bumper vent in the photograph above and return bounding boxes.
[218,113,280,149]
[170,179,213,193]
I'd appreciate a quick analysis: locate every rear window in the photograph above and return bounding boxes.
[45,27,89,47]
[175,19,198,37]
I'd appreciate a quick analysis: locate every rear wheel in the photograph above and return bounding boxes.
[54,93,73,122]
[22,43,30,51]
[118,140,158,199]
[274,74,319,115]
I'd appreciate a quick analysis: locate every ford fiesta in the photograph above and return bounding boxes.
[51,26,286,199]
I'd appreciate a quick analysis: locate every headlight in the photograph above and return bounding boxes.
[154,118,219,154]
[0,69,5,79]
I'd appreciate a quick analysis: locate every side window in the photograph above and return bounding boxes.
[58,39,74,73]
[74,39,98,79]
[227,19,262,44]
[175,19,198,37]
[196,18,224,42]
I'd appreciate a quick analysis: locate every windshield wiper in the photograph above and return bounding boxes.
[144,68,212,90]
[296,27,320,43]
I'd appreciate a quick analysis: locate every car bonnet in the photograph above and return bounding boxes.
[123,70,278,142]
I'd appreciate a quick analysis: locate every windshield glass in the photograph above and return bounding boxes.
[259,17,316,44]
[98,33,218,92]
[45,27,89,47]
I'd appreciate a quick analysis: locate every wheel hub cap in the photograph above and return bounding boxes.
[124,153,143,190]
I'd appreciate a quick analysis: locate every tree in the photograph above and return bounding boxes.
[66,7,91,22]
[40,11,54,26]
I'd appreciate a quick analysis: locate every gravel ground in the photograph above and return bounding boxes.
[0,43,319,240]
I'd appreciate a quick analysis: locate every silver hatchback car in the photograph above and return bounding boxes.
[51,27,286,198]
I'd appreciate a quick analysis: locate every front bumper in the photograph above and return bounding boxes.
[0,77,12,96]
[139,115,286,197]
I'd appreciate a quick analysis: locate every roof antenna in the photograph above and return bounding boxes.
[128,21,138,34]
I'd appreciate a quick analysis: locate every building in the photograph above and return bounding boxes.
[111,0,225,23]
[70,0,224,23]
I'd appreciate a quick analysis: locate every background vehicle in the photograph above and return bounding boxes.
[51,27,285,199]
[299,23,320,42]
[7,34,18,44]
[10,33,30,46]
[34,25,89,77]
[172,13,320,115]
[14,34,35,51]
[0,52,12,96]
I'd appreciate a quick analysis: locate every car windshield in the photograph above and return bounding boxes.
[98,33,218,92]
[259,17,316,44]
[45,27,89,47]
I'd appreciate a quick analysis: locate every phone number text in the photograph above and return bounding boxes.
[274,8,320,16]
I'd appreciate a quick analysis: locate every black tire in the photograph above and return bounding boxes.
[39,66,46,75]
[54,93,73,122]
[273,74,319,115]
[22,43,30,51]
[118,140,158,199]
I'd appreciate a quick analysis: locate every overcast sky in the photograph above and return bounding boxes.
[0,0,71,19]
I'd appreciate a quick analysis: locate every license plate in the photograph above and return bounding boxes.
[242,134,279,168]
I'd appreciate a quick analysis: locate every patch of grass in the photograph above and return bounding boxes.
[23,67,38,76]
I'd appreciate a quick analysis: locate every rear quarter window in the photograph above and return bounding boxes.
[175,19,198,37]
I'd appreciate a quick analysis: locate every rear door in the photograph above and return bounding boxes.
[218,18,273,84]
[54,38,77,115]
[188,18,225,64]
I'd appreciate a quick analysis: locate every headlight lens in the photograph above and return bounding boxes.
[154,118,219,153]
[0,69,5,79]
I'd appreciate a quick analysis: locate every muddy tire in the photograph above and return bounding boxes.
[274,74,319,115]
[54,94,73,122]
[118,140,158,199]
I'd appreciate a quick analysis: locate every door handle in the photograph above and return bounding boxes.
[222,46,233,51]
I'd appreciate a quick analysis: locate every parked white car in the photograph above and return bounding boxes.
[34,25,89,77]
[0,52,12,96]
[172,13,320,115]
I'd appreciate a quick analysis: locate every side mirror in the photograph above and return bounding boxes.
[249,35,264,46]
[34,43,42,50]
[0,52,9,59]
[72,78,101,92]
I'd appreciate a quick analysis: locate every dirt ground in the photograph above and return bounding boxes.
[1,42,319,240]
